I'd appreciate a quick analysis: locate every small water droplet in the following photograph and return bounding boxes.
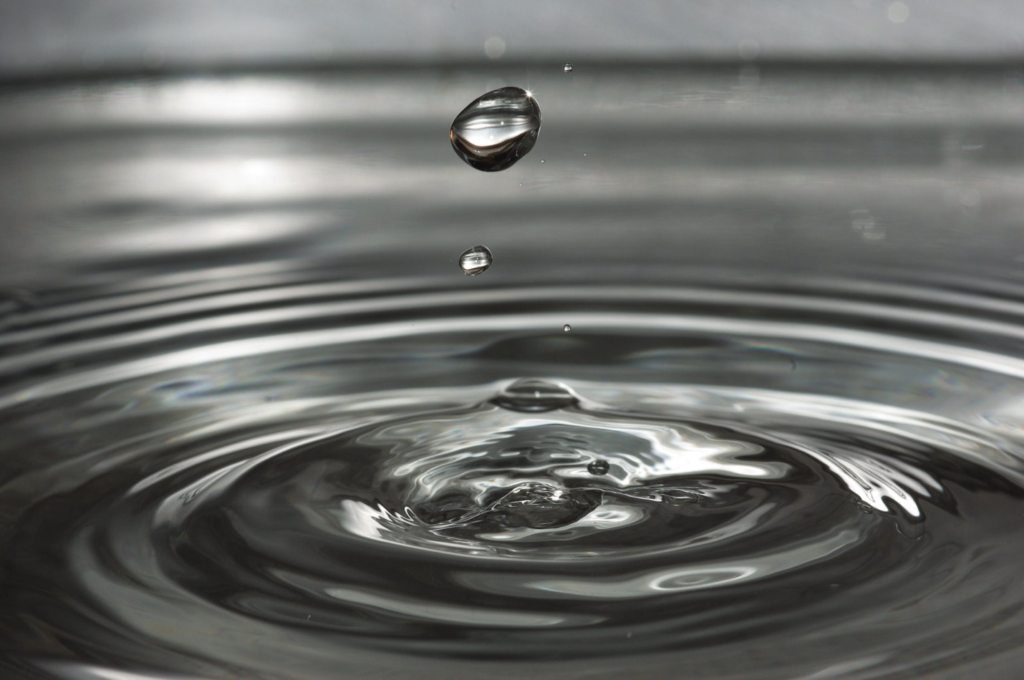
[582,153,587,157]
[563,324,571,333]
[564,63,574,73]
[540,159,545,164]
[587,459,610,475]
[491,378,577,412]
[450,87,541,172]
[459,246,492,276]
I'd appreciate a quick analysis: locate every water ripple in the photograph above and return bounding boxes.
[3,276,1024,678]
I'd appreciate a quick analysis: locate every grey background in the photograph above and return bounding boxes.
[1,1,1023,289]
[1,0,1023,80]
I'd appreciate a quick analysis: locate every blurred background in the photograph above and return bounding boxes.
[3,0,1024,74]
[1,0,1023,292]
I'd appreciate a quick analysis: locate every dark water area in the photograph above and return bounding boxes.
[3,64,1024,679]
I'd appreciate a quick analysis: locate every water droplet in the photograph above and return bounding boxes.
[563,324,571,332]
[540,159,545,164]
[587,459,610,475]
[491,378,577,412]
[563,63,574,73]
[459,245,492,276]
[450,87,541,172]
[582,153,587,157]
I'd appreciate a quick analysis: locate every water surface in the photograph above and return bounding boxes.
[2,64,1024,679]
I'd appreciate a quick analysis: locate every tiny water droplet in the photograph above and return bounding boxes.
[491,378,577,412]
[587,459,610,475]
[563,324,571,332]
[540,159,545,164]
[450,87,541,172]
[582,153,587,157]
[459,246,492,276]
[564,63,574,73]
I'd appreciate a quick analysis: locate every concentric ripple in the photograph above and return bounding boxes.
[4,273,1024,679]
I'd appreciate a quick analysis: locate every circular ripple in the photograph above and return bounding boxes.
[4,278,1024,679]
[70,382,1013,658]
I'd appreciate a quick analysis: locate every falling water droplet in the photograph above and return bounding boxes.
[491,378,577,413]
[563,324,571,332]
[587,459,610,475]
[449,87,541,172]
[459,246,492,276]
[564,63,574,73]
